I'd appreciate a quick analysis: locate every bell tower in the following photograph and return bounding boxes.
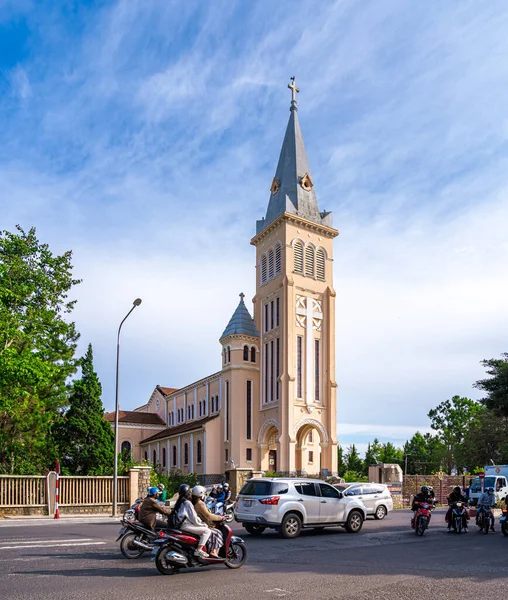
[251,78,339,476]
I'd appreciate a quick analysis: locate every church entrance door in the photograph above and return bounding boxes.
[268,449,277,472]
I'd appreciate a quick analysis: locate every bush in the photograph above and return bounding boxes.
[150,467,200,496]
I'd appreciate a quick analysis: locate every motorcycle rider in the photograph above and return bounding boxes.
[445,486,469,532]
[157,483,167,504]
[139,486,172,530]
[411,486,433,527]
[191,485,224,558]
[174,484,211,558]
[223,483,232,503]
[476,486,496,532]
[213,484,226,514]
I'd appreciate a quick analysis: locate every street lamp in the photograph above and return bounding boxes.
[112,298,142,516]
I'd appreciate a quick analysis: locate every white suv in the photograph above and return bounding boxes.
[234,478,367,539]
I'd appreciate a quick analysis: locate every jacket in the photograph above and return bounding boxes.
[139,497,169,530]
[194,498,223,527]
[177,499,206,527]
[478,492,495,507]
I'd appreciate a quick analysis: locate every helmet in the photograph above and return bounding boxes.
[453,486,461,494]
[217,484,223,490]
[158,483,165,490]
[487,487,495,493]
[421,486,429,494]
[192,485,207,499]
[147,487,159,497]
[223,483,230,489]
[178,484,190,497]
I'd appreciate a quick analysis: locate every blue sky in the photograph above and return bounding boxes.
[2,1,508,455]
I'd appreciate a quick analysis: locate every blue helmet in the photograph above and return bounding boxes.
[487,487,494,493]
[147,486,159,497]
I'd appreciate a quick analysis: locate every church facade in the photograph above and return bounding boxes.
[111,80,339,481]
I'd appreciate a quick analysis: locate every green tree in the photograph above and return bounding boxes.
[428,395,485,474]
[459,412,508,472]
[56,345,114,475]
[378,442,404,466]
[345,444,363,476]
[474,353,508,416]
[403,432,444,475]
[0,226,80,473]
[337,445,346,477]
[362,438,382,476]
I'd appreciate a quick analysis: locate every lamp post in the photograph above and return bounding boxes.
[112,298,142,516]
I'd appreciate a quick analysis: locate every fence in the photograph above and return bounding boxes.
[59,476,128,506]
[402,474,468,506]
[0,475,47,507]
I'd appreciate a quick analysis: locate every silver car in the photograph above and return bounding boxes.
[334,482,393,520]
[234,478,367,539]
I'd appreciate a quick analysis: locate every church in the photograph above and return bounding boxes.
[106,78,339,482]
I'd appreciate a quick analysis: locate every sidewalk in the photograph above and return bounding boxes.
[0,514,123,527]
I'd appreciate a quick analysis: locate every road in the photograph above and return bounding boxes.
[0,509,507,600]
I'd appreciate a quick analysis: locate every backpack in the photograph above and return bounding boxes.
[167,507,185,529]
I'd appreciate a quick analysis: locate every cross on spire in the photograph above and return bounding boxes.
[239,292,245,302]
[288,76,299,110]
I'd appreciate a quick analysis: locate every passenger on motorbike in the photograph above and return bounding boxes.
[476,486,496,531]
[175,484,211,558]
[157,483,167,504]
[445,486,469,532]
[139,487,172,530]
[223,483,232,503]
[411,486,433,526]
[191,485,224,557]
[209,485,219,499]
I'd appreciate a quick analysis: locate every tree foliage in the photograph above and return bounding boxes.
[56,345,114,475]
[344,444,363,476]
[474,354,508,417]
[0,226,80,473]
[403,432,445,475]
[458,412,508,472]
[428,395,485,474]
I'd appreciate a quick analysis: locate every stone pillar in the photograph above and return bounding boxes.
[129,466,151,502]
[225,468,256,498]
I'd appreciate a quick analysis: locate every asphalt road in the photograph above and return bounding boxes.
[1,509,507,600]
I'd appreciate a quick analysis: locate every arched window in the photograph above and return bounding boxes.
[121,440,131,455]
[268,249,274,279]
[184,443,189,465]
[162,447,166,468]
[191,405,194,419]
[144,451,148,461]
[250,347,256,363]
[316,248,326,281]
[197,440,202,464]
[223,347,226,365]
[261,255,267,284]
[172,445,177,467]
[243,345,249,361]
[305,244,315,277]
[227,346,231,363]
[294,241,304,273]
[152,449,157,465]
[275,244,281,275]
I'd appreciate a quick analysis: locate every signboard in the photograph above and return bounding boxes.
[478,472,485,479]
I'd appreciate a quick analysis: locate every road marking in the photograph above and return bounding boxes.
[0,538,95,545]
[0,541,106,550]
[0,556,50,562]
[265,589,290,598]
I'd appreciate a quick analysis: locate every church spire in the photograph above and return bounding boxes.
[256,77,332,234]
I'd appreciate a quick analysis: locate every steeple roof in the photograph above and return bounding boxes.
[220,293,259,340]
[256,77,332,234]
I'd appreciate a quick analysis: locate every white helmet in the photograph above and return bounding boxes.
[191,485,207,500]
[223,483,230,489]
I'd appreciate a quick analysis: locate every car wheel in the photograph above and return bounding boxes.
[244,524,266,536]
[280,513,302,539]
[345,510,364,534]
[374,505,387,520]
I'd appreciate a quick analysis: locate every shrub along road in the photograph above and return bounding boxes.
[0,509,506,600]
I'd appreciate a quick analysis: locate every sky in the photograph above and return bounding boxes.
[1,1,508,456]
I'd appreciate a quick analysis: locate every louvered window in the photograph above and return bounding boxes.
[305,245,315,277]
[275,245,281,275]
[261,255,267,284]
[294,241,304,273]
[316,248,325,281]
[268,250,274,279]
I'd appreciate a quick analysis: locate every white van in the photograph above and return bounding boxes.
[469,465,508,506]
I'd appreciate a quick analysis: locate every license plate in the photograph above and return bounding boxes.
[243,500,252,507]
[119,527,126,535]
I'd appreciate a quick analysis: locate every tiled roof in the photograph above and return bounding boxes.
[156,386,179,396]
[104,411,166,426]
[141,414,219,444]
[220,295,259,340]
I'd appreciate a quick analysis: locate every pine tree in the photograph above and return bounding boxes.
[57,344,114,474]
[345,444,363,476]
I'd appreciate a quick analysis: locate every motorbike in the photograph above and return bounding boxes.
[476,506,494,534]
[117,518,170,559]
[450,501,468,534]
[152,522,247,575]
[123,497,143,522]
[500,508,508,537]
[412,501,432,536]
[205,496,235,523]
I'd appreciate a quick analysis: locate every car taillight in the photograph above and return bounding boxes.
[259,496,280,505]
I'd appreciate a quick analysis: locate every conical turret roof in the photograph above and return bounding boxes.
[220,294,259,340]
[256,78,332,234]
